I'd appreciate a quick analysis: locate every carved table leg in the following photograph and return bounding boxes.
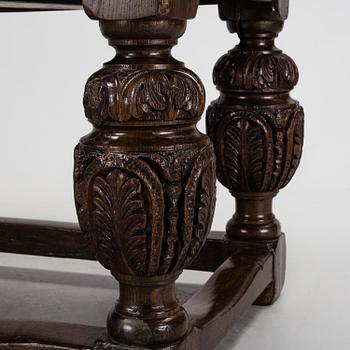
[74,0,216,347]
[207,0,304,304]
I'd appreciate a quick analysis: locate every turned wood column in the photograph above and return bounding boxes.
[206,0,304,299]
[74,0,216,347]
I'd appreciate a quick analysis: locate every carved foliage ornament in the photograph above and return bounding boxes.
[213,50,299,92]
[74,144,216,277]
[83,67,205,125]
[207,105,304,194]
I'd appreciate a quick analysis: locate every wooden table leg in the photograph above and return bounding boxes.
[0,1,305,349]
[73,0,216,348]
[206,0,304,305]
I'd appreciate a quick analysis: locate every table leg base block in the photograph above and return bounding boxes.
[254,234,286,306]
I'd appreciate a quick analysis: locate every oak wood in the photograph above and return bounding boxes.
[183,249,273,350]
[82,0,199,20]
[0,0,300,348]
[0,1,81,10]
[206,0,302,305]
[0,218,93,260]
[74,0,217,346]
[0,0,218,11]
[0,219,283,350]
[0,217,231,271]
[0,321,103,349]
[0,240,275,350]
[0,217,275,273]
[87,242,276,350]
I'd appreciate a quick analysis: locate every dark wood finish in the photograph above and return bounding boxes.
[73,0,216,347]
[90,239,278,350]
[183,247,273,350]
[0,217,280,274]
[0,1,81,10]
[206,0,303,304]
[0,0,302,349]
[0,0,219,12]
[0,218,234,272]
[0,236,278,350]
[0,321,103,350]
[0,218,93,260]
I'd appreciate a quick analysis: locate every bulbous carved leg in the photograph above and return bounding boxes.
[206,0,304,304]
[74,1,216,347]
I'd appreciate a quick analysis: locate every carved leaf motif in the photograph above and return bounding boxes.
[277,54,299,88]
[75,145,215,278]
[83,68,204,125]
[127,71,203,121]
[270,130,284,190]
[244,122,265,191]
[185,161,216,267]
[84,71,115,126]
[160,184,182,275]
[214,51,299,92]
[222,118,266,192]
[224,121,241,190]
[75,150,166,277]
[137,73,168,114]
[92,169,147,275]
[210,106,303,195]
[74,145,103,235]
[174,76,190,111]
[213,54,238,89]
[249,55,276,89]
[91,177,114,270]
[146,149,198,183]
[177,145,216,270]
[283,107,304,188]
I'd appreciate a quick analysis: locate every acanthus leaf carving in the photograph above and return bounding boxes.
[213,50,299,92]
[245,120,266,192]
[184,158,216,267]
[77,15,216,345]
[222,119,240,191]
[75,149,165,277]
[207,105,304,194]
[176,145,216,270]
[83,67,205,125]
[74,143,216,278]
[283,107,305,188]
[160,184,182,275]
[92,169,147,275]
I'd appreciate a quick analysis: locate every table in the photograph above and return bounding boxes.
[0,0,218,11]
[0,1,303,350]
